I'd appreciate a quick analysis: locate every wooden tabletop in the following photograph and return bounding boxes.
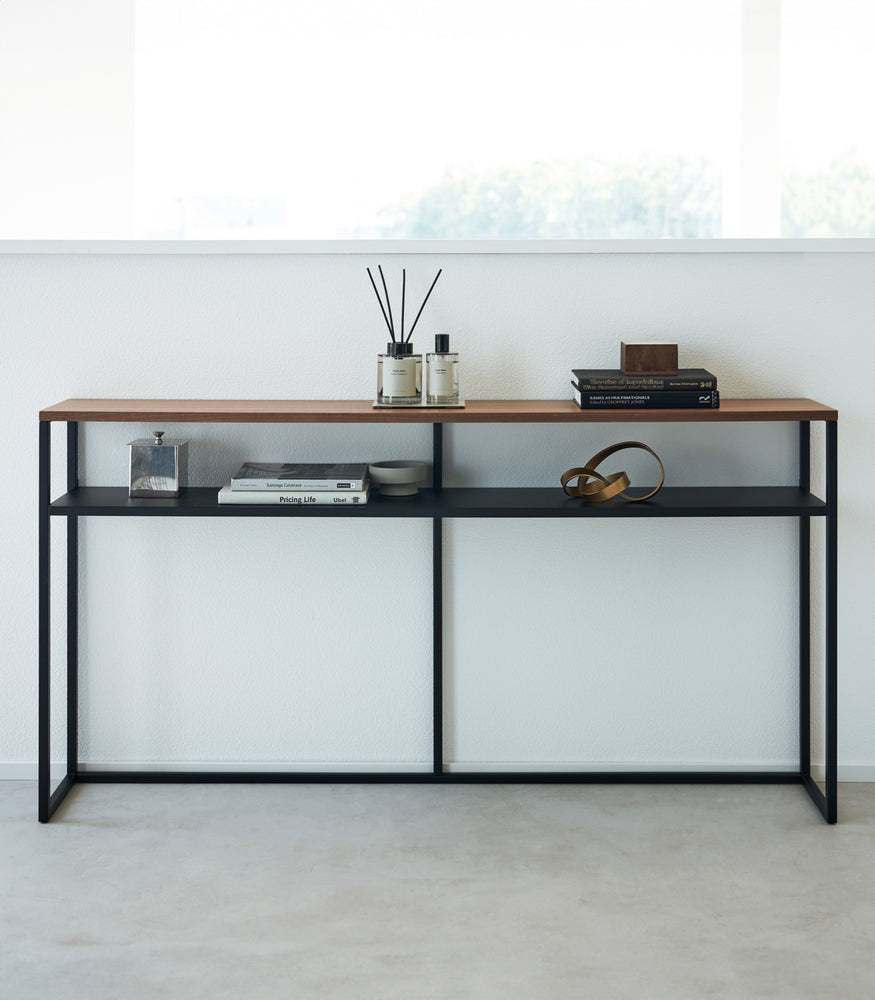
[39,398,838,423]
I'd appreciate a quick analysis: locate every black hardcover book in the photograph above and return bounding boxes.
[572,385,720,409]
[570,368,717,390]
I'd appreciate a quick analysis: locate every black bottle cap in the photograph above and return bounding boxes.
[435,334,450,352]
[386,342,413,356]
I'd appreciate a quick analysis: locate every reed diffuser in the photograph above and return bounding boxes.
[369,265,441,405]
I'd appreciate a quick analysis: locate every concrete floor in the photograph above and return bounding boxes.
[2,781,874,999]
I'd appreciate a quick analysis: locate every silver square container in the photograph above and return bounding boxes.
[129,431,189,497]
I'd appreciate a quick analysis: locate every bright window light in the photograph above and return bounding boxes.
[0,0,873,240]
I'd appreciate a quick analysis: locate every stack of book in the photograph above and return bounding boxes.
[217,462,370,505]
[570,368,719,409]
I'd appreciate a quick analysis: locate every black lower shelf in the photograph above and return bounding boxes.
[49,486,828,518]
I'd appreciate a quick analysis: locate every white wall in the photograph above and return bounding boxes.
[1,248,872,777]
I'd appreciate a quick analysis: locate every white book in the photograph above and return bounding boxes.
[217,483,369,505]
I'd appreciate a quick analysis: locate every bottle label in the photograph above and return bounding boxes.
[429,360,455,396]
[383,357,417,397]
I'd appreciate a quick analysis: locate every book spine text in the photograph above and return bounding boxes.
[572,377,717,391]
[218,488,369,505]
[231,479,366,491]
[572,387,720,409]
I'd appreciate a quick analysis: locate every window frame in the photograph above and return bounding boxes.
[2,238,875,254]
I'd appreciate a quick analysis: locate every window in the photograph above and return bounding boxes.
[1,0,873,240]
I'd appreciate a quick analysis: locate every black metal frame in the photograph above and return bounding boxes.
[38,415,839,823]
[797,420,838,822]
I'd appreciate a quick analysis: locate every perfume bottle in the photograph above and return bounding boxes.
[378,342,422,404]
[426,334,459,404]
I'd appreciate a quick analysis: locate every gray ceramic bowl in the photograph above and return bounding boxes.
[368,460,428,496]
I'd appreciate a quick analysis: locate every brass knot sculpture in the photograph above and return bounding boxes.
[561,441,665,503]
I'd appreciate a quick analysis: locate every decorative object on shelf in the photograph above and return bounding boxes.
[223,461,370,505]
[368,265,442,406]
[570,366,718,409]
[571,367,717,390]
[377,341,422,404]
[426,334,460,405]
[218,484,369,505]
[230,462,369,491]
[128,430,188,497]
[561,442,665,503]
[572,386,719,409]
[368,460,428,496]
[620,341,679,375]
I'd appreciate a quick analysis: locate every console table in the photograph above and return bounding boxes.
[38,398,838,822]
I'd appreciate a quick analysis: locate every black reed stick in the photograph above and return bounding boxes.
[401,268,406,343]
[366,267,394,341]
[406,268,442,341]
[378,265,395,341]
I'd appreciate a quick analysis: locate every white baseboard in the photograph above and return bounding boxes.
[3,761,875,781]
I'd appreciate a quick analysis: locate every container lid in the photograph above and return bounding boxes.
[435,334,450,352]
[129,437,189,447]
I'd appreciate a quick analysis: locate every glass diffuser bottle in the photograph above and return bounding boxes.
[379,342,422,404]
[368,265,441,406]
[426,334,459,404]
